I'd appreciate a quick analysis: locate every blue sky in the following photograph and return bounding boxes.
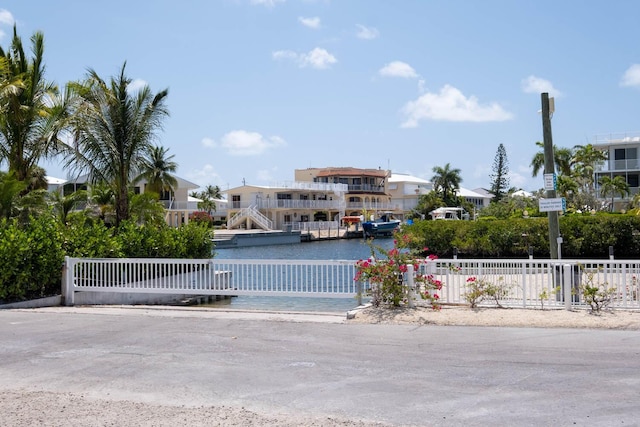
[2,0,640,192]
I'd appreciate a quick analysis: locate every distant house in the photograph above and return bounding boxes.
[457,188,492,211]
[295,167,394,217]
[593,133,639,211]
[387,173,433,218]
[224,181,347,231]
[48,174,200,227]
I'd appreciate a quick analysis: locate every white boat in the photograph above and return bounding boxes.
[429,207,470,220]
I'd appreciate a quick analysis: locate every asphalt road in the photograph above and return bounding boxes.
[1,306,639,426]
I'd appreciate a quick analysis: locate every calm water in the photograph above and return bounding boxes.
[201,238,396,313]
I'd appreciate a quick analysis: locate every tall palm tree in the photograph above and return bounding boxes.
[431,163,462,206]
[65,62,169,226]
[135,145,178,196]
[530,141,573,177]
[0,26,72,183]
[599,175,630,212]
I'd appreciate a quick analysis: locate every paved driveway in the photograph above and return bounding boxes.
[1,307,639,426]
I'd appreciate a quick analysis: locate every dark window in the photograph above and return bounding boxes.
[628,174,639,187]
[615,148,626,160]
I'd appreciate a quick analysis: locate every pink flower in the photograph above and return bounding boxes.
[467,277,476,283]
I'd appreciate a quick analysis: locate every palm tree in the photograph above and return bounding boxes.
[135,145,178,197]
[0,26,72,183]
[530,141,573,177]
[191,184,222,215]
[64,62,169,226]
[431,163,462,206]
[0,171,26,219]
[599,175,630,212]
[50,188,87,225]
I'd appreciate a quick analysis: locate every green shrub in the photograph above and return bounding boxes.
[62,213,122,258]
[0,215,64,302]
[400,214,640,259]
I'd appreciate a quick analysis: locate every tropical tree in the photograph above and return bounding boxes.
[431,163,462,206]
[489,143,509,202]
[64,62,169,226]
[0,171,26,219]
[530,141,573,177]
[571,144,607,195]
[599,175,630,212]
[135,145,178,196]
[50,188,87,225]
[412,191,444,220]
[0,26,72,183]
[191,184,222,215]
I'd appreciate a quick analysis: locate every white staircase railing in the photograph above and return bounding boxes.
[227,206,273,230]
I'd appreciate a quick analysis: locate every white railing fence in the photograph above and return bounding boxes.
[62,257,640,310]
[62,257,361,306]
[417,259,640,310]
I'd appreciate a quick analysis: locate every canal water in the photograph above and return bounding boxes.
[202,238,396,313]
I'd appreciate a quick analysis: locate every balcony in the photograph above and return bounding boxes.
[596,159,640,172]
[231,199,345,211]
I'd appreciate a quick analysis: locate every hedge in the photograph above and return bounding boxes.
[401,214,640,259]
[0,214,214,304]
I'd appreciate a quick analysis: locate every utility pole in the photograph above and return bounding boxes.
[541,92,560,259]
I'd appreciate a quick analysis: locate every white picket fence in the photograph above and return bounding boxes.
[62,256,640,310]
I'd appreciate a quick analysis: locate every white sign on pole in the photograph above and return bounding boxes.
[539,197,565,212]
[543,173,556,191]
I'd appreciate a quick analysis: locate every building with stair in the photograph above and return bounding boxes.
[224,181,348,231]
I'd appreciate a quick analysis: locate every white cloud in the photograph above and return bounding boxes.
[299,16,321,29]
[219,130,286,156]
[201,137,216,148]
[126,78,147,93]
[620,64,640,87]
[186,164,221,187]
[273,47,337,69]
[401,84,514,127]
[356,24,378,40]
[257,168,278,182]
[521,75,563,97]
[0,9,15,26]
[379,61,418,79]
[250,0,285,7]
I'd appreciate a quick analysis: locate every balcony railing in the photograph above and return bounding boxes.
[230,199,345,211]
[596,159,640,172]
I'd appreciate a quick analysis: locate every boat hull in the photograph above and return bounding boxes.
[362,220,401,238]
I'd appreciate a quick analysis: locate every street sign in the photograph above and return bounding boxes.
[539,197,566,212]
[543,173,556,191]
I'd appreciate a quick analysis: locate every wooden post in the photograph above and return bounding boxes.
[541,92,560,259]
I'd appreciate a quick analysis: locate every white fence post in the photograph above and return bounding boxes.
[407,264,415,308]
[61,256,74,306]
[563,263,572,310]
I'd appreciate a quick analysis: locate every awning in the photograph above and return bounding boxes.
[342,216,362,224]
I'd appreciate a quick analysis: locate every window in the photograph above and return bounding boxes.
[232,195,241,209]
[628,174,639,188]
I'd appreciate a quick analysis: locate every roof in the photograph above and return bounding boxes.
[46,176,66,185]
[456,187,493,199]
[388,173,430,185]
[314,167,387,178]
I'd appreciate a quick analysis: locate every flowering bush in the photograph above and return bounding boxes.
[189,211,214,227]
[355,233,442,309]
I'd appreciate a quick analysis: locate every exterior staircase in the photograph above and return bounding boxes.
[227,206,274,230]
